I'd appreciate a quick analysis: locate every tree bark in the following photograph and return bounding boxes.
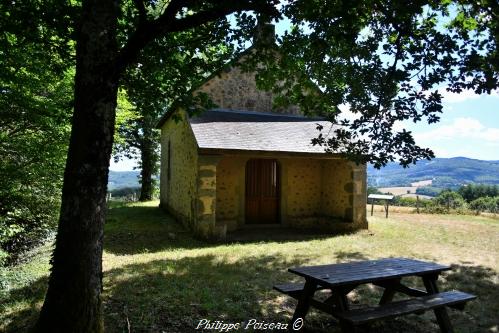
[33,1,277,331]
[34,0,119,332]
[139,141,154,201]
[138,116,157,201]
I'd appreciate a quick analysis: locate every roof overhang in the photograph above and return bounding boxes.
[197,147,342,158]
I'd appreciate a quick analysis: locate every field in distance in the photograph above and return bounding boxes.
[378,184,433,199]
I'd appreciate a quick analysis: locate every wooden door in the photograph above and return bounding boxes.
[245,159,280,224]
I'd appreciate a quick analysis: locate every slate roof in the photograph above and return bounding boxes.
[189,109,335,154]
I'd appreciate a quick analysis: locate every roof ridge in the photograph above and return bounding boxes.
[201,108,325,120]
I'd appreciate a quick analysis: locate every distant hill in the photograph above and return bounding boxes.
[109,157,499,191]
[108,171,140,190]
[368,157,499,188]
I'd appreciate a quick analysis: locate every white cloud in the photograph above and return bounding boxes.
[415,117,499,145]
[439,89,499,104]
[431,147,452,158]
[338,103,359,122]
[440,90,481,103]
[392,120,411,133]
[109,157,138,171]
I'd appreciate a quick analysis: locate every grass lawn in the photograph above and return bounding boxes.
[1,201,498,332]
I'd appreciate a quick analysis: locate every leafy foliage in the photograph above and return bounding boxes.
[458,184,499,202]
[469,196,499,214]
[0,1,74,264]
[0,1,497,329]
[433,190,467,211]
[391,196,432,208]
[247,1,498,168]
[114,12,255,200]
[415,186,443,197]
[367,186,383,195]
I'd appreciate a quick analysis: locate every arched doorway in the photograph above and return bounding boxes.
[245,159,280,224]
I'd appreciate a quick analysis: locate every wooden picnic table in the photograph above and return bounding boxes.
[274,258,476,332]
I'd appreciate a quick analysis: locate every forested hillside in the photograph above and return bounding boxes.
[108,171,140,190]
[368,157,499,188]
[110,157,499,191]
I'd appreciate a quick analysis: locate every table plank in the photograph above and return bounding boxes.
[334,291,476,325]
[289,258,450,287]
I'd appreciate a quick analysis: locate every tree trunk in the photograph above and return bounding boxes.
[139,148,153,201]
[34,0,119,332]
[139,121,156,201]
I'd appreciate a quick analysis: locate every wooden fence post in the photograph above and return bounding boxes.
[416,195,420,214]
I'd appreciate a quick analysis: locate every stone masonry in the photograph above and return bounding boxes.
[158,41,368,239]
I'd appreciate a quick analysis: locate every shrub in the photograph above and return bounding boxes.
[458,184,499,202]
[415,186,442,197]
[392,196,432,208]
[0,190,58,265]
[434,190,466,211]
[0,249,8,267]
[419,190,470,214]
[421,203,449,214]
[367,187,382,195]
[469,196,499,214]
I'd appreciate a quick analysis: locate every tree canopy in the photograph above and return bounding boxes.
[114,19,244,200]
[0,0,74,264]
[0,0,497,332]
[248,0,498,167]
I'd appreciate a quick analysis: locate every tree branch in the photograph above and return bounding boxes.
[115,0,278,75]
[133,0,147,23]
[166,0,276,32]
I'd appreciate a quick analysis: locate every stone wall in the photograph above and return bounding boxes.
[214,155,367,232]
[284,159,323,219]
[350,162,368,228]
[159,110,199,229]
[216,157,244,231]
[322,159,352,219]
[196,155,226,239]
[283,158,367,230]
[159,49,368,237]
[195,65,301,115]
[321,160,368,230]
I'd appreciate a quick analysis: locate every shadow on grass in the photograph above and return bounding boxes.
[99,204,498,332]
[102,253,310,333]
[439,264,499,332]
[335,251,369,261]
[225,228,360,244]
[104,204,364,255]
[2,257,498,333]
[0,276,48,333]
[104,205,213,255]
[342,263,499,333]
[3,201,497,332]
[101,258,498,333]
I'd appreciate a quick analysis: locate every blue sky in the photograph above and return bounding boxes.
[410,91,499,160]
[110,82,498,171]
[110,17,499,171]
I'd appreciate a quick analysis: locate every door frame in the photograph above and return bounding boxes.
[244,158,281,226]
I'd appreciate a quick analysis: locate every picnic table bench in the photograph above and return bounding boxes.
[274,258,475,332]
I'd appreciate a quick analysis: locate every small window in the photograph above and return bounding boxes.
[167,140,171,181]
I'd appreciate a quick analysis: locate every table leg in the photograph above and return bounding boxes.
[290,279,317,329]
[422,275,454,333]
[378,278,401,305]
[379,287,397,305]
[330,287,356,333]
